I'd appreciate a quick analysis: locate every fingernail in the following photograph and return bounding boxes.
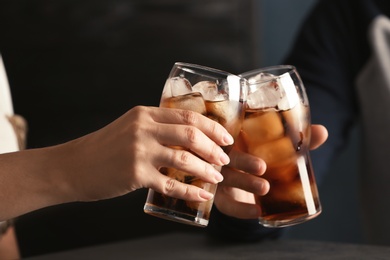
[220,152,230,165]
[223,133,234,145]
[199,189,214,200]
[213,169,224,182]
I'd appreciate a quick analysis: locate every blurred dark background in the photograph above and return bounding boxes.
[0,0,362,257]
[1,0,257,149]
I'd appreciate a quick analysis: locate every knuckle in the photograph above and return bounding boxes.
[185,126,198,144]
[172,150,191,170]
[170,150,190,169]
[181,110,198,125]
[165,178,176,194]
[179,151,191,165]
[130,105,146,120]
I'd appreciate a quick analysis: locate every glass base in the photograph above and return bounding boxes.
[144,204,208,227]
[259,209,322,228]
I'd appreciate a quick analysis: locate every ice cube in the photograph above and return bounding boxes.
[247,79,282,109]
[170,77,193,97]
[265,163,298,182]
[206,100,240,124]
[247,72,300,111]
[268,180,306,206]
[165,94,207,115]
[242,110,284,145]
[247,72,275,85]
[193,81,226,101]
[248,136,297,168]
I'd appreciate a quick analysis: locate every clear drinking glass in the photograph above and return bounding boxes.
[144,62,247,227]
[239,65,322,227]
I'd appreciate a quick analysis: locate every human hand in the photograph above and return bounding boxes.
[214,124,328,219]
[1,106,235,221]
[53,106,233,205]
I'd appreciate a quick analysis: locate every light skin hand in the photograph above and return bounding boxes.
[0,106,234,259]
[64,106,232,201]
[0,106,232,221]
[214,124,328,219]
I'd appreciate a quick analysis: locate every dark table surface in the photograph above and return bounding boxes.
[26,232,390,259]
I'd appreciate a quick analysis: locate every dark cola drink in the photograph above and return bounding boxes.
[241,104,321,227]
[240,65,322,227]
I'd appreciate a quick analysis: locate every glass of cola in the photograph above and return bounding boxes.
[239,65,322,227]
[144,62,247,227]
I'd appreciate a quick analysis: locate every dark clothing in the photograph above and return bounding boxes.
[284,0,387,184]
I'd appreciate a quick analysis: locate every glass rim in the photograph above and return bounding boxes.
[174,61,241,79]
[239,65,297,84]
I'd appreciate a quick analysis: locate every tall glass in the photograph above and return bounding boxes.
[144,62,247,227]
[239,65,321,227]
